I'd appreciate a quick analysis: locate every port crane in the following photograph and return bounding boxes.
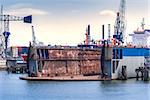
[31,25,45,46]
[0,5,32,58]
[114,0,126,44]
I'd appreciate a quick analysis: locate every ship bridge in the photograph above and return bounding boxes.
[129,30,150,47]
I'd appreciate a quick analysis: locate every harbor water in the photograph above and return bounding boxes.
[0,71,150,100]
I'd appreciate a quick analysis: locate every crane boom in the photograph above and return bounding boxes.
[0,15,32,32]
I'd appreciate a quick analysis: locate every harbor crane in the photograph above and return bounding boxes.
[114,0,126,44]
[31,25,44,47]
[0,5,32,58]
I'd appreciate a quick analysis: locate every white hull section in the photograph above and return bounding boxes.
[112,56,145,79]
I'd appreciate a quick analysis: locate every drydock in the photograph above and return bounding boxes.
[20,45,111,81]
[20,23,150,81]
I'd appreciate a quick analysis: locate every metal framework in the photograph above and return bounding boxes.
[0,6,32,58]
[1,15,23,32]
[114,0,126,43]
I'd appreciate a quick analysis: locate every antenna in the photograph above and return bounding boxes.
[141,18,145,30]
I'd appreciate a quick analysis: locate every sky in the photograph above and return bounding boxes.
[0,0,149,46]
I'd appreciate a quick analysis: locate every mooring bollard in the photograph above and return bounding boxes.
[143,68,149,81]
[122,66,127,80]
[136,67,149,81]
[135,69,139,80]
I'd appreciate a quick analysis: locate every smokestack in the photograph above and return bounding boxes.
[88,25,90,35]
[117,12,120,17]
[85,27,88,45]
[85,24,91,45]
[102,25,105,40]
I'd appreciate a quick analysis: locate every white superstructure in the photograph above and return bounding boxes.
[129,30,150,47]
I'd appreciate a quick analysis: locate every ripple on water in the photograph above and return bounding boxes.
[0,71,149,100]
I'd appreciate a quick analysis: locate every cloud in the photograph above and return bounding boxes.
[9,3,32,9]
[5,4,48,16]
[7,8,48,16]
[99,10,116,17]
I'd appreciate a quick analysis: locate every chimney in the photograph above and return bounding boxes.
[102,25,105,40]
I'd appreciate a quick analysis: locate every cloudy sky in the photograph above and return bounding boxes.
[0,0,149,46]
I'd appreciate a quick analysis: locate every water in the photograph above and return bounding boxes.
[0,71,149,100]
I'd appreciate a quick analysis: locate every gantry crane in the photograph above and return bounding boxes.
[0,5,32,58]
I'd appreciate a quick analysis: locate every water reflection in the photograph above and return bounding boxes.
[100,80,149,100]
